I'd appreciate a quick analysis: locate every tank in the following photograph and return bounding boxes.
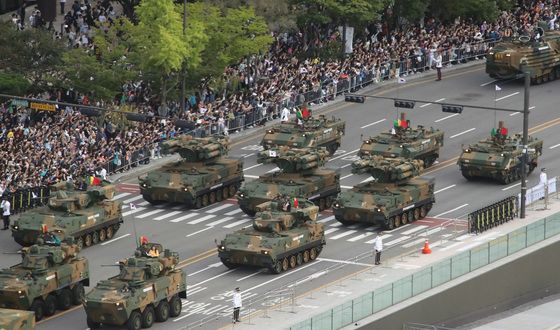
[0,239,89,321]
[486,27,560,84]
[333,155,435,229]
[0,308,35,330]
[261,115,345,155]
[11,183,123,248]
[139,135,244,208]
[217,199,325,274]
[84,243,187,330]
[359,113,444,167]
[237,147,340,216]
[458,121,543,184]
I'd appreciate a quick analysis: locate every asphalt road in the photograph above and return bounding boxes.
[2,64,560,330]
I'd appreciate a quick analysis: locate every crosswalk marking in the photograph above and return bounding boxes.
[206,204,235,213]
[224,208,244,216]
[153,211,182,221]
[170,213,199,223]
[401,225,429,236]
[138,201,151,207]
[330,222,342,227]
[347,232,374,242]
[384,236,411,246]
[113,192,131,200]
[122,207,146,217]
[330,230,357,240]
[187,286,207,295]
[419,227,443,237]
[123,195,144,204]
[187,214,217,225]
[135,209,166,219]
[318,215,335,223]
[324,228,340,235]
[206,217,234,227]
[224,218,251,228]
[402,238,426,248]
[365,234,393,244]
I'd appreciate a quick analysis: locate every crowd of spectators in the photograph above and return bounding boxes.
[2,0,560,196]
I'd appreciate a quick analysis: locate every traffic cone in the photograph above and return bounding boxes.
[422,240,432,254]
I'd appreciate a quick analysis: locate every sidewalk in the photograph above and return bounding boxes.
[226,199,560,330]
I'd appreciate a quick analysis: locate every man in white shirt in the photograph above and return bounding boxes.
[539,168,548,200]
[232,287,242,323]
[1,197,11,230]
[373,232,383,265]
[280,107,290,122]
[435,51,443,81]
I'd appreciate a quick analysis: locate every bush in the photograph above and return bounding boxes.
[0,73,30,95]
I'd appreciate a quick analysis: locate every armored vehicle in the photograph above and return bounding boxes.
[359,113,444,167]
[0,239,89,321]
[139,135,244,208]
[261,115,345,155]
[486,27,560,84]
[458,121,543,184]
[84,242,187,330]
[333,156,435,229]
[218,199,325,274]
[0,308,35,330]
[237,147,340,216]
[11,183,123,248]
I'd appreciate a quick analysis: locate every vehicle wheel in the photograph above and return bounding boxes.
[141,305,155,328]
[169,295,182,317]
[394,215,401,228]
[84,233,93,247]
[543,73,550,83]
[281,258,289,271]
[289,255,297,268]
[271,260,283,274]
[536,76,543,84]
[155,300,170,322]
[419,206,427,219]
[30,299,45,321]
[76,237,84,249]
[92,231,99,245]
[386,217,395,230]
[229,185,237,197]
[220,258,238,269]
[106,226,114,239]
[98,228,107,242]
[318,198,326,211]
[44,294,57,316]
[87,317,101,329]
[71,283,85,305]
[309,248,317,261]
[413,208,421,221]
[202,194,209,207]
[223,188,230,199]
[126,310,142,330]
[216,189,223,202]
[325,196,334,208]
[303,250,310,263]
[195,196,202,209]
[57,288,72,310]
[209,192,216,204]
[401,213,408,225]
[296,253,303,266]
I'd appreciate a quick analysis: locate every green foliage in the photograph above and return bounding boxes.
[206,0,297,31]
[393,0,430,24]
[428,0,500,23]
[0,73,30,95]
[291,0,388,27]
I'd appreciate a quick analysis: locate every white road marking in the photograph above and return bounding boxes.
[419,227,443,236]
[340,174,353,180]
[206,217,234,227]
[434,184,456,194]
[243,163,263,171]
[495,92,519,101]
[186,227,213,237]
[328,149,360,162]
[122,207,146,217]
[112,192,131,200]
[435,203,469,217]
[480,79,498,86]
[384,236,411,246]
[170,213,199,223]
[188,215,217,225]
[223,218,251,228]
[100,233,131,246]
[341,164,352,168]
[324,228,340,235]
[186,287,207,296]
[244,174,259,179]
[365,234,392,244]
[347,232,374,242]
[330,222,342,227]
[123,195,144,204]
[243,153,255,158]
[317,257,373,267]
[341,185,353,189]
[420,98,446,108]
[138,201,150,207]
[361,177,374,183]
[509,106,533,116]
[450,128,476,139]
[267,167,280,173]
[246,261,323,292]
[329,230,357,240]
[435,113,459,123]
[188,262,222,276]
[502,182,521,191]
[549,143,560,149]
[318,215,336,223]
[224,208,244,216]
[402,238,427,248]
[439,241,464,251]
[135,209,165,219]
[401,225,429,235]
[360,118,386,129]
[153,211,181,221]
[236,269,265,282]
[205,204,234,213]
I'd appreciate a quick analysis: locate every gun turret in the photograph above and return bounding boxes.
[251,199,319,234]
[19,241,81,269]
[162,135,229,162]
[257,147,329,173]
[352,155,424,183]
[47,185,115,212]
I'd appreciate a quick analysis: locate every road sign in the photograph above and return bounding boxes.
[30,102,57,112]
[10,99,29,107]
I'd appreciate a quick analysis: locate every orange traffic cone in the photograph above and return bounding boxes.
[422,240,432,254]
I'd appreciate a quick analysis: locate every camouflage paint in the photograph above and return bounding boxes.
[0,309,35,330]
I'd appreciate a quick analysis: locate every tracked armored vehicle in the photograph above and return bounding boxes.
[139,135,244,208]
[237,147,340,216]
[218,199,325,274]
[0,308,35,330]
[458,121,543,184]
[359,113,444,167]
[333,156,435,229]
[486,28,560,83]
[261,115,345,155]
[0,239,89,321]
[11,183,122,248]
[84,243,187,330]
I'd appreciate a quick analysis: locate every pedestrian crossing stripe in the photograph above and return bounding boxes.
[154,211,182,221]
[135,209,166,219]
[170,213,199,223]
[112,192,131,200]
[365,234,393,244]
[318,215,335,223]
[206,204,235,213]
[324,228,340,235]
[187,214,216,225]
[401,225,428,235]
[330,230,357,240]
[224,218,251,228]
[347,232,374,242]
[384,236,411,246]
[206,217,234,227]
[224,208,244,216]
[122,207,146,217]
[122,195,144,204]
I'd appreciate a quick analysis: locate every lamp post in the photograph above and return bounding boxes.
[180,0,187,113]
[520,71,530,219]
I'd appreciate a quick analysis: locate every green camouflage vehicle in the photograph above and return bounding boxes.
[261,115,345,155]
[237,147,340,216]
[0,308,35,330]
[333,156,435,229]
[84,243,187,330]
[11,183,123,248]
[458,121,543,184]
[359,113,444,167]
[139,135,244,208]
[217,199,325,274]
[486,27,560,84]
[0,239,89,321]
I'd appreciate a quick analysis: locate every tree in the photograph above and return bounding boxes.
[116,0,141,21]
[0,73,30,95]
[291,0,388,27]
[392,0,430,27]
[427,0,501,23]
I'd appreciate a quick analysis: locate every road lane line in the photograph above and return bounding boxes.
[495,92,519,101]
[329,222,342,227]
[100,233,131,246]
[346,232,374,242]
[317,257,373,267]
[340,174,353,180]
[243,163,263,171]
[267,167,280,173]
[401,225,429,235]
[135,209,165,219]
[243,153,255,158]
[329,230,357,240]
[206,204,235,213]
[384,236,411,246]
[502,182,521,191]
[122,207,146,217]
[246,261,322,292]
[341,185,353,189]
[153,211,181,220]
[187,214,216,225]
[237,269,265,282]
[435,203,469,217]
[122,195,144,204]
[206,217,234,227]
[223,218,251,228]
[434,184,456,194]
[365,234,392,244]
[450,128,476,139]
[328,149,360,162]
[188,262,222,276]
[186,227,213,237]
[550,143,560,149]
[170,213,199,223]
[112,192,131,200]
[360,118,386,129]
[191,269,237,287]
[185,286,207,295]
[341,164,351,168]
[244,174,259,179]
[318,215,335,223]
[435,113,459,122]
[480,79,498,86]
[420,98,445,108]
[510,106,534,116]
[324,228,340,235]
[402,238,427,248]
[225,208,244,216]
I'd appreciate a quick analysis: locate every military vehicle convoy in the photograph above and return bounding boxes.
[0,308,35,330]
[359,113,444,167]
[237,147,340,216]
[458,121,543,184]
[333,156,435,229]
[139,135,244,208]
[0,239,89,321]
[11,183,123,248]
[261,115,345,155]
[486,27,560,84]
[217,199,325,274]
[84,243,187,330]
